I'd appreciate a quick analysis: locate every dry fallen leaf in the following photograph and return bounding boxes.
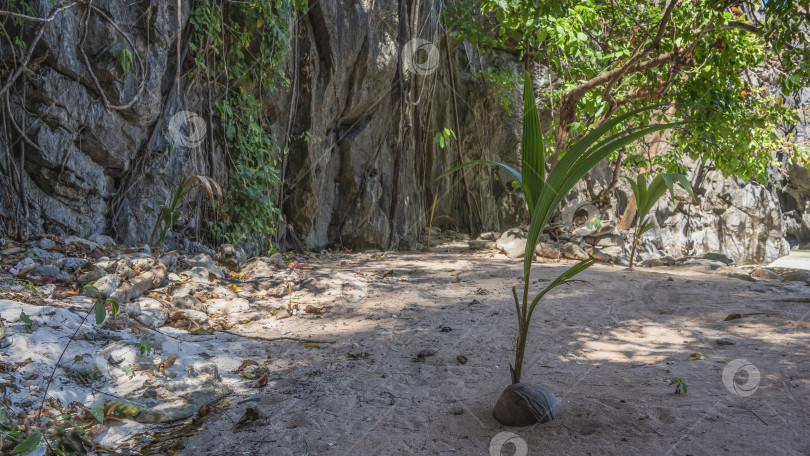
[248,374,268,388]
[235,407,260,427]
[158,356,177,371]
[304,305,323,314]
[234,359,259,373]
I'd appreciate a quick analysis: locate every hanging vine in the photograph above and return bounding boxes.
[189,0,306,252]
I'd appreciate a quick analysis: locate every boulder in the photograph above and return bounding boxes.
[133,298,169,329]
[496,228,528,259]
[204,298,250,315]
[586,247,612,263]
[173,295,205,312]
[750,268,783,281]
[269,253,287,269]
[63,236,98,251]
[91,275,121,298]
[37,238,56,249]
[478,232,499,241]
[594,233,625,248]
[469,240,496,250]
[78,269,107,285]
[781,270,810,284]
[188,254,223,278]
[535,242,562,260]
[701,252,735,265]
[640,259,664,268]
[180,266,211,283]
[55,257,88,271]
[219,244,240,272]
[561,242,589,261]
[28,264,64,278]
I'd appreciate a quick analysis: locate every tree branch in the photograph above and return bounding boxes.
[0,2,80,99]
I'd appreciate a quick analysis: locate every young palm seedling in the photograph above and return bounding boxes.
[149,175,223,245]
[625,173,695,268]
[439,71,701,426]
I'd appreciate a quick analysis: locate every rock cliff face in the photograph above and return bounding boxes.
[642,167,790,264]
[0,0,806,264]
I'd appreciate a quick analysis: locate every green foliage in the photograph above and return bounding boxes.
[190,0,307,251]
[134,338,153,356]
[89,403,104,424]
[118,47,133,76]
[10,431,41,454]
[432,128,457,149]
[669,377,688,394]
[475,67,520,113]
[439,72,699,383]
[19,311,33,333]
[154,175,223,244]
[585,215,602,231]
[444,0,809,181]
[82,285,120,325]
[625,172,695,267]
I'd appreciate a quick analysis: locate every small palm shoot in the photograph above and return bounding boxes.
[150,175,223,244]
[439,71,699,385]
[438,71,702,426]
[625,173,695,268]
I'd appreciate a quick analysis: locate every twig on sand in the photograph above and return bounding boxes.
[746,407,769,426]
[222,329,335,344]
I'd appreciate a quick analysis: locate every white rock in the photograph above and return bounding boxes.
[63,235,98,251]
[88,234,116,247]
[92,275,121,298]
[204,298,250,315]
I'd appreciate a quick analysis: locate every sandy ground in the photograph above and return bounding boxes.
[176,244,810,456]
[768,250,810,271]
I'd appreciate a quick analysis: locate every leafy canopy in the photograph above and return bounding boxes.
[445,0,810,181]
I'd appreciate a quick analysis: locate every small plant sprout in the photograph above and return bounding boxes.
[82,285,120,325]
[134,339,153,356]
[150,175,223,244]
[432,127,457,149]
[625,173,695,268]
[669,377,688,394]
[438,71,704,426]
[19,311,34,333]
[286,281,294,315]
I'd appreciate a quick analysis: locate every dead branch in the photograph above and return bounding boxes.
[109,252,178,303]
